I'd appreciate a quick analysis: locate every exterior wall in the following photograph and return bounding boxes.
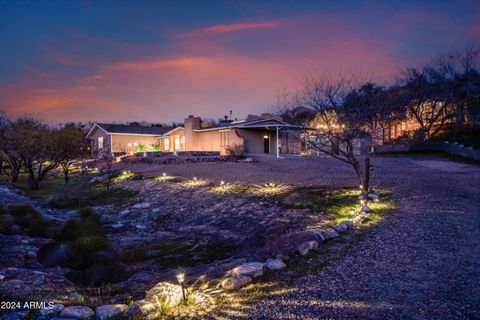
[89,127,111,154]
[280,130,302,154]
[111,134,159,153]
[162,129,185,152]
[192,129,243,154]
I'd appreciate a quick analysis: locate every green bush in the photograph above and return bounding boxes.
[68,235,108,268]
[7,204,37,217]
[0,204,6,216]
[0,214,14,234]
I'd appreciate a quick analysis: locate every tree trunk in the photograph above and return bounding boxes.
[364,157,371,193]
[27,169,39,190]
[10,165,19,183]
[64,167,69,183]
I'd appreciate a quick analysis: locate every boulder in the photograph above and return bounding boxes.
[39,304,65,318]
[132,203,150,209]
[321,230,340,240]
[334,221,353,233]
[95,304,128,320]
[220,275,252,290]
[296,240,318,256]
[125,300,156,318]
[144,282,183,307]
[360,204,372,213]
[264,259,286,271]
[231,262,264,278]
[59,306,94,319]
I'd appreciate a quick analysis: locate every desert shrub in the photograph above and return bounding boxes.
[57,216,105,241]
[151,143,161,151]
[225,144,245,160]
[0,204,6,216]
[26,211,50,237]
[77,207,99,221]
[47,178,90,209]
[68,235,108,268]
[0,214,14,234]
[7,204,36,217]
[135,144,146,153]
[6,204,50,237]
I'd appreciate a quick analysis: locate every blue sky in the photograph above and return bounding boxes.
[0,0,478,123]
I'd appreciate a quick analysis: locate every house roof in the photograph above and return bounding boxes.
[194,118,304,132]
[87,123,177,137]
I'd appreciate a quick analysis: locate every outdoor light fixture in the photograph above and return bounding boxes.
[176,273,186,303]
[123,171,127,175]
[220,181,225,186]
[349,209,356,216]
[163,173,166,177]
[359,185,363,189]
[193,177,197,181]
[269,182,274,187]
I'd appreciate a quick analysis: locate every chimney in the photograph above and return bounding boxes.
[184,115,201,151]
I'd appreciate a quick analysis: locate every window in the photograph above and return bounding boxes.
[174,135,181,150]
[98,136,104,149]
[164,138,170,151]
[220,131,230,147]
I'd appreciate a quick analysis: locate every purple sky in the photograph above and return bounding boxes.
[0,0,479,123]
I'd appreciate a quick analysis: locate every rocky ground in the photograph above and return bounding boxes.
[210,155,480,320]
[1,154,478,319]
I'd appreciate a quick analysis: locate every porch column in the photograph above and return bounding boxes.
[276,126,280,158]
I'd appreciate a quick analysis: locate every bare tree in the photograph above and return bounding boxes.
[286,76,391,196]
[55,123,90,183]
[0,114,22,183]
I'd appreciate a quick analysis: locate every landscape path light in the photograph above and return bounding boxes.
[176,272,187,303]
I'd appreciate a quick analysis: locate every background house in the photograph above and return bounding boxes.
[87,115,302,157]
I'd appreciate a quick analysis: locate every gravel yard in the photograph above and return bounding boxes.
[129,154,480,319]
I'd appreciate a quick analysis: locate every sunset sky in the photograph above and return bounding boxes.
[0,0,479,123]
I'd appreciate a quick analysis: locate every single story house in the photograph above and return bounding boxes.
[86,116,302,157]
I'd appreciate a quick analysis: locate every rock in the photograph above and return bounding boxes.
[95,304,128,320]
[132,203,150,209]
[243,157,253,163]
[144,282,183,307]
[321,230,340,240]
[220,275,252,290]
[59,306,95,319]
[119,209,129,216]
[125,299,156,318]
[89,175,108,184]
[111,223,124,229]
[367,192,379,200]
[152,208,160,213]
[334,222,350,233]
[135,224,146,230]
[231,262,264,278]
[265,259,286,270]
[296,240,318,256]
[361,205,372,213]
[275,254,290,262]
[40,304,65,318]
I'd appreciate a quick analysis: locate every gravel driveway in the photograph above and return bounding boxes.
[227,155,480,320]
[129,154,480,319]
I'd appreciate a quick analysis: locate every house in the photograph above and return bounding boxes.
[86,116,302,157]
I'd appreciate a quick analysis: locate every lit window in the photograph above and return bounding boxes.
[174,136,181,150]
[164,138,170,151]
[98,136,104,149]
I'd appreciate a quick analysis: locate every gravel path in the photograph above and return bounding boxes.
[212,155,480,319]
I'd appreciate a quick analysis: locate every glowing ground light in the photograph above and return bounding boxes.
[176,273,187,303]
[163,173,167,177]
[193,177,197,181]
[220,181,225,186]
[349,209,356,216]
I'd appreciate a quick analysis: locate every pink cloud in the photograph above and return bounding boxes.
[183,20,281,37]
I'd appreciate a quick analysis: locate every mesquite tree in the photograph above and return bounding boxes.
[284,76,399,196]
[55,123,90,183]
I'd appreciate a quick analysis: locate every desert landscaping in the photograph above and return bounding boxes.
[1,153,479,319]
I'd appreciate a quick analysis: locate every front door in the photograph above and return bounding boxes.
[263,134,270,153]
